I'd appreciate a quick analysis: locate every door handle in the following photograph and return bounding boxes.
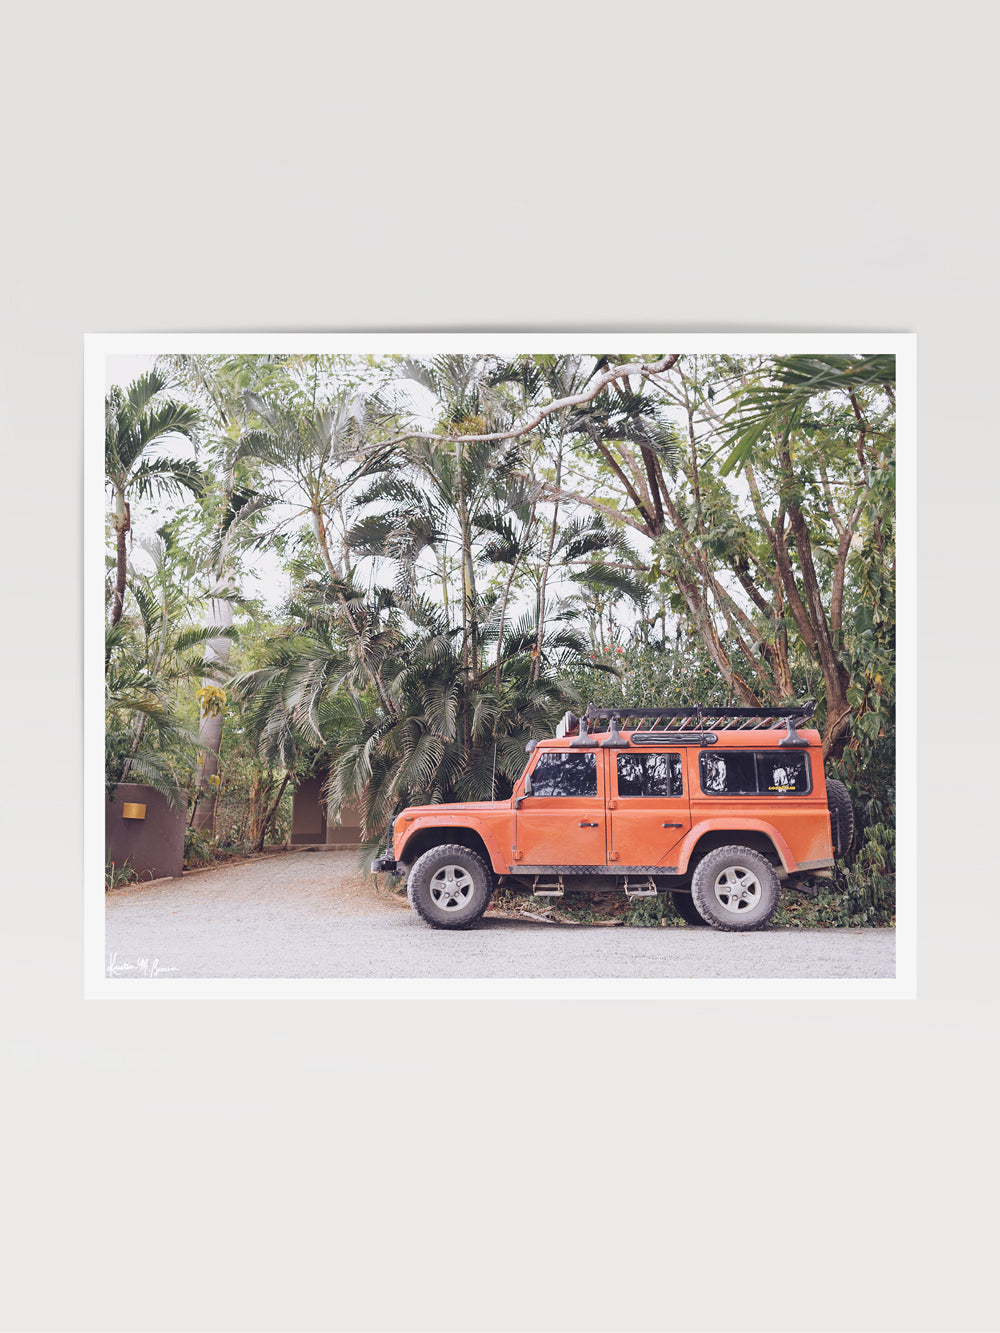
[661,822,683,828]
[579,821,599,827]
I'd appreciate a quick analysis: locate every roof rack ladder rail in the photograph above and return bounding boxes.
[577,701,815,729]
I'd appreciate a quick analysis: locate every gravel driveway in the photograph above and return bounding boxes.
[105,849,895,980]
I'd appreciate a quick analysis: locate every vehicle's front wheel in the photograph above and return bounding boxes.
[691,845,780,932]
[407,844,494,930]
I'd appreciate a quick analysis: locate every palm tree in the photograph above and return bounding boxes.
[105,369,201,657]
[236,373,384,581]
[487,356,595,676]
[105,552,236,805]
[391,355,522,679]
[162,356,281,831]
[228,575,599,846]
[347,359,534,690]
[227,363,406,721]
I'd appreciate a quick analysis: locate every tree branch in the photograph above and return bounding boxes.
[589,437,656,530]
[538,482,649,535]
[388,355,680,448]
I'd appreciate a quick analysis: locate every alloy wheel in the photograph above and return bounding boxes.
[429,864,475,912]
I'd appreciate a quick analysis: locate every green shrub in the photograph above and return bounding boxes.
[183,828,215,868]
[622,894,685,927]
[771,825,895,927]
[105,859,138,891]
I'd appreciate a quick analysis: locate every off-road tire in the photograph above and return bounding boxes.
[407,843,494,930]
[691,845,780,932]
[825,779,855,859]
[670,889,707,926]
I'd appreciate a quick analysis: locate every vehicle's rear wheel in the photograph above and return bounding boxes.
[407,844,494,930]
[691,845,780,932]
[825,779,855,858]
[670,889,707,926]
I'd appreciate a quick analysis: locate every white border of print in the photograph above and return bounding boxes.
[85,332,915,1000]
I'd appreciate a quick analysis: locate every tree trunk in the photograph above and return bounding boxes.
[454,440,477,678]
[107,495,130,674]
[124,572,172,770]
[254,770,292,852]
[438,548,451,626]
[247,772,267,846]
[111,516,128,626]
[533,443,562,681]
[313,505,397,719]
[675,575,760,705]
[192,591,233,832]
[495,510,533,688]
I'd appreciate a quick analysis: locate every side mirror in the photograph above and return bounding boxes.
[514,773,532,809]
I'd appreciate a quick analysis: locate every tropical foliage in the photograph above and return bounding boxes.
[104,370,201,643]
[105,534,236,803]
[104,350,896,919]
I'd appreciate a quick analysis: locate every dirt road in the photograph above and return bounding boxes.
[105,849,895,980]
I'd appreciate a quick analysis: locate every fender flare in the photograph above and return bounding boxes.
[675,819,797,875]
[397,817,509,875]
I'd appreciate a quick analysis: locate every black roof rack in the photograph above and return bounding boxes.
[556,700,815,739]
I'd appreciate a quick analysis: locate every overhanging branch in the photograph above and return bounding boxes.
[388,354,681,447]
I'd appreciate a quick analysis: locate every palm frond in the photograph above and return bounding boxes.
[719,354,896,476]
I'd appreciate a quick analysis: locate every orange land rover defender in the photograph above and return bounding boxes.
[372,702,854,932]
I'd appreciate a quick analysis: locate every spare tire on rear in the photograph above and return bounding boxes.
[826,779,855,858]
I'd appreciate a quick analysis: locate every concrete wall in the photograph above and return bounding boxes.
[290,775,327,845]
[106,783,187,880]
[328,799,363,848]
[290,771,364,847]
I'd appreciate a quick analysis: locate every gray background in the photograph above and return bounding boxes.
[1,3,996,1331]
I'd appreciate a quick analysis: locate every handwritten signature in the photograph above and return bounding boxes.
[107,952,179,978]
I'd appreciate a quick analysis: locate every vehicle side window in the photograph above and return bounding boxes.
[757,752,810,793]
[616,753,683,797]
[699,751,811,795]
[529,751,598,797]
[701,752,757,794]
